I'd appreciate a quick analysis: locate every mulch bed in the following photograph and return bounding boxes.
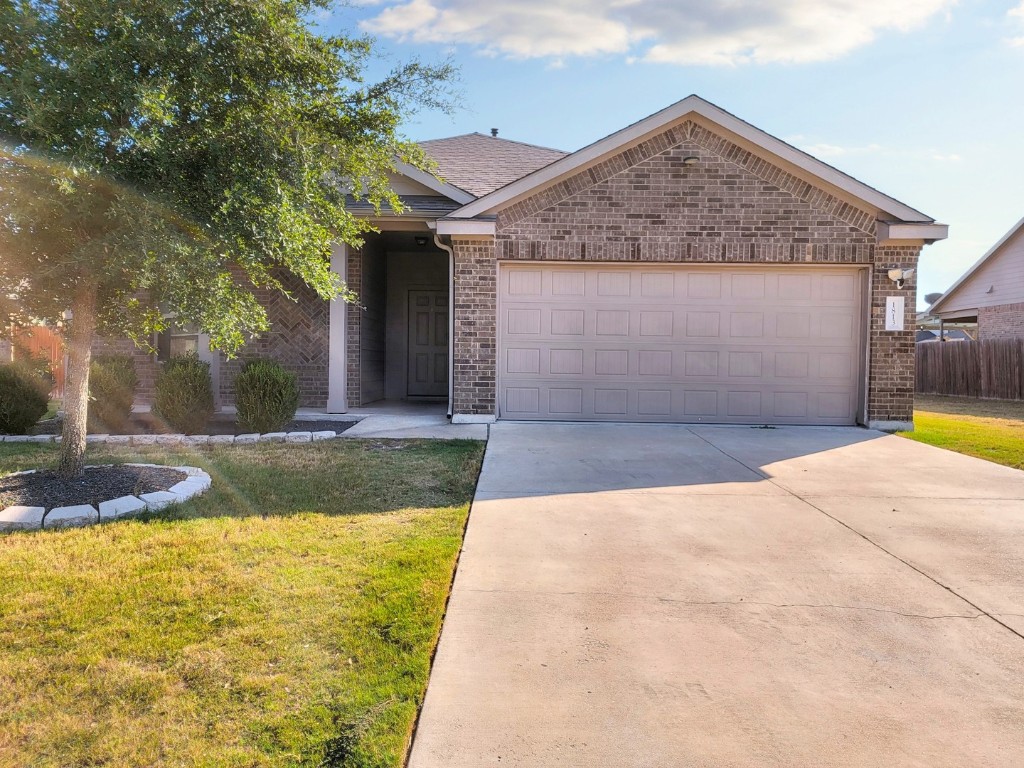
[0,465,187,511]
[28,417,356,437]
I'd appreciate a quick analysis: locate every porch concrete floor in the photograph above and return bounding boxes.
[340,401,487,440]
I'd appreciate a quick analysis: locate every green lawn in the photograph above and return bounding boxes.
[0,439,484,767]
[901,395,1024,470]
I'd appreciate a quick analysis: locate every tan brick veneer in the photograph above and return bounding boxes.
[451,119,922,427]
[979,303,1024,340]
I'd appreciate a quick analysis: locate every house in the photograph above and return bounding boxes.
[929,216,1024,339]
[104,95,948,430]
[915,329,971,343]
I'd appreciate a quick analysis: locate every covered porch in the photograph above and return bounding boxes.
[329,228,453,416]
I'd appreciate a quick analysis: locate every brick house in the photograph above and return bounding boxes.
[929,216,1024,340]
[110,95,948,431]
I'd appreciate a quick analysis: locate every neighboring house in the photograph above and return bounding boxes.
[915,329,971,343]
[99,95,948,430]
[929,216,1024,339]
[915,309,976,339]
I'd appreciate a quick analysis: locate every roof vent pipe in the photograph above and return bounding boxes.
[490,128,498,137]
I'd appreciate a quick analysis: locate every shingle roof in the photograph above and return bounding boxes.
[345,195,464,219]
[419,133,568,198]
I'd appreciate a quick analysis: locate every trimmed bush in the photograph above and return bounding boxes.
[88,355,138,433]
[234,359,300,434]
[12,348,55,394]
[153,351,214,434]
[0,363,50,434]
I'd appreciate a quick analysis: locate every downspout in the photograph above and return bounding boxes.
[434,233,455,419]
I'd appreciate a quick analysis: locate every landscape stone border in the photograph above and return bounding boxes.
[0,429,341,446]
[0,463,212,533]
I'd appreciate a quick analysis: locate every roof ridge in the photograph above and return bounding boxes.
[419,132,568,155]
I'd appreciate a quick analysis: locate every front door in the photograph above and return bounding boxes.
[408,290,449,397]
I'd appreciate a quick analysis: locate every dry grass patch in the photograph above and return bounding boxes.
[0,439,484,767]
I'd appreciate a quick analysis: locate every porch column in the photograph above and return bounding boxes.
[451,236,498,423]
[866,243,921,431]
[326,242,348,412]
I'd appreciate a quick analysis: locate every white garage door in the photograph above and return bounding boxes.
[497,264,865,425]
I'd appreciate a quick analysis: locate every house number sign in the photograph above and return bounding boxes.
[885,296,905,331]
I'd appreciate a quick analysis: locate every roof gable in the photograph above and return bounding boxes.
[449,95,938,228]
[391,160,476,205]
[930,216,1024,316]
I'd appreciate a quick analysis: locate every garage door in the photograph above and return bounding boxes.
[497,264,864,425]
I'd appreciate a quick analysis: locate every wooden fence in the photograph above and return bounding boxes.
[916,339,1024,400]
[12,325,65,398]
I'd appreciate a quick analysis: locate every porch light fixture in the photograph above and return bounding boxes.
[887,267,915,289]
[682,156,699,166]
[414,235,429,247]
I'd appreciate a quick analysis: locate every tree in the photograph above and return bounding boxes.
[924,292,944,306]
[0,0,456,475]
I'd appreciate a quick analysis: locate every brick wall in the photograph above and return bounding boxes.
[221,271,331,408]
[92,335,161,405]
[452,238,497,415]
[979,302,1024,340]
[345,246,363,406]
[868,246,921,427]
[452,117,921,426]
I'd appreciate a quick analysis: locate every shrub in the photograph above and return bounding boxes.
[13,346,56,394]
[234,359,300,434]
[153,352,214,434]
[0,363,50,434]
[88,355,138,433]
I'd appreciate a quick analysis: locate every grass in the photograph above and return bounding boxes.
[43,399,60,421]
[901,394,1024,470]
[0,438,485,767]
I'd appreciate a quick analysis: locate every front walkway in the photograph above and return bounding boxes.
[339,401,487,440]
[409,423,1024,767]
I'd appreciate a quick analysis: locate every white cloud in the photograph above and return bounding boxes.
[789,137,966,165]
[361,0,954,66]
[1009,1,1024,46]
[798,142,882,158]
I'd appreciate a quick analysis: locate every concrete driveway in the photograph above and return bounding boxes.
[408,423,1024,768]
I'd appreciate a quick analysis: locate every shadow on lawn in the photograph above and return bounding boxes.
[0,439,486,523]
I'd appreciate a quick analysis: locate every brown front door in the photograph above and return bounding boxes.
[408,290,449,397]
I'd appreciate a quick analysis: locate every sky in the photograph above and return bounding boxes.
[319,0,1024,309]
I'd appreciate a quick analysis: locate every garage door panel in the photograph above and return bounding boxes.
[498,264,863,425]
[498,379,861,424]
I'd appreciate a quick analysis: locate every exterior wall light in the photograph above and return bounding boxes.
[887,268,915,289]
[682,156,699,166]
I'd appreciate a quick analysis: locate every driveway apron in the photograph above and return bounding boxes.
[408,423,1024,768]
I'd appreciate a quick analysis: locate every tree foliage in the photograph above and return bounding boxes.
[0,0,456,472]
[0,0,455,346]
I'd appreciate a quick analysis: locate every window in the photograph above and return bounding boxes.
[156,324,200,363]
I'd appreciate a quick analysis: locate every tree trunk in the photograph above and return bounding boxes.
[58,283,98,478]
